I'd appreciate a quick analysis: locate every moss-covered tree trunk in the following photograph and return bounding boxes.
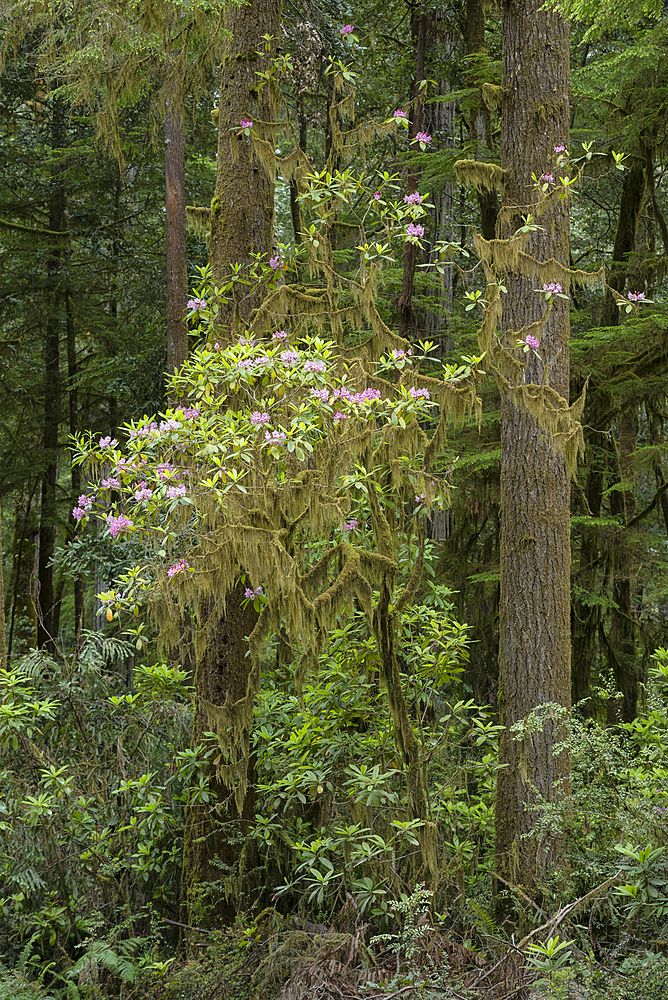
[181,583,259,927]
[209,0,281,335]
[181,0,280,933]
[494,0,571,899]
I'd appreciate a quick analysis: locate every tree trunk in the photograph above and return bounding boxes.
[0,506,7,670]
[37,100,65,653]
[398,12,427,339]
[66,289,84,643]
[181,0,280,932]
[165,86,189,388]
[209,0,281,335]
[609,408,638,723]
[464,0,499,240]
[180,584,258,929]
[494,0,571,899]
[601,157,646,326]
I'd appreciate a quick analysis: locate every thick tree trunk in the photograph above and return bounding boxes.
[181,0,280,932]
[7,492,38,661]
[209,0,281,334]
[165,90,189,388]
[181,584,258,928]
[494,0,571,899]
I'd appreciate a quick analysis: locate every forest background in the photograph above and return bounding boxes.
[2,0,668,998]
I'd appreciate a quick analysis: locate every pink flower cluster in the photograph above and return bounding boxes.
[272,329,288,341]
[409,386,430,399]
[373,191,381,201]
[543,282,563,294]
[343,519,358,531]
[72,494,94,520]
[187,298,206,310]
[340,24,354,34]
[244,584,263,598]
[280,349,300,364]
[99,436,118,449]
[404,192,422,205]
[304,359,326,373]
[178,407,200,419]
[540,173,554,183]
[167,484,187,499]
[311,388,330,402]
[269,255,282,269]
[251,411,271,425]
[332,386,381,406]
[134,482,153,501]
[101,477,120,490]
[240,118,253,130]
[525,335,540,350]
[414,131,431,144]
[627,291,645,301]
[107,513,133,538]
[168,559,189,578]
[393,109,407,118]
[406,222,424,238]
[554,144,566,153]
[265,429,287,445]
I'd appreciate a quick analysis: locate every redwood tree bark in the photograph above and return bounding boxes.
[494,0,571,898]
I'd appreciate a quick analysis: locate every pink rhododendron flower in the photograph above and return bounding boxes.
[554,144,566,153]
[72,506,86,521]
[373,190,381,200]
[393,109,407,118]
[99,436,117,449]
[272,329,288,340]
[166,484,187,499]
[101,477,120,490]
[107,514,133,538]
[340,24,354,34]
[280,349,300,364]
[406,222,424,238]
[404,192,422,204]
[240,118,253,130]
[540,173,554,183]
[304,359,326,372]
[525,334,540,350]
[251,411,271,425]
[265,429,287,444]
[168,559,189,578]
[409,386,430,399]
[627,290,646,301]
[187,298,206,310]
[542,282,563,294]
[310,388,330,402]
[269,255,282,269]
[343,519,358,531]
[414,131,431,144]
[134,482,153,501]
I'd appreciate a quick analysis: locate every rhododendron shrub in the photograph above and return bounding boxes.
[72,297,479,854]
